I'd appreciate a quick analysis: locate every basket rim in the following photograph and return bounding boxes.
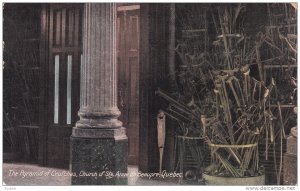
[208,143,258,148]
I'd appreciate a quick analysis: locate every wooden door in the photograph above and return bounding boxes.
[46,4,82,168]
[117,5,140,165]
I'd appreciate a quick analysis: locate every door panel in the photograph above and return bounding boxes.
[46,4,82,168]
[117,5,140,165]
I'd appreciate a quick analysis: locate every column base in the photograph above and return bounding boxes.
[70,129,128,185]
[283,153,297,185]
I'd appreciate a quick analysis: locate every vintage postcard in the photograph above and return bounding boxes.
[1,1,298,190]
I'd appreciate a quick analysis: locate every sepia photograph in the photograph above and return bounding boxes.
[1,1,298,190]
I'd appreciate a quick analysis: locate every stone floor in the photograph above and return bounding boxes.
[2,162,180,186]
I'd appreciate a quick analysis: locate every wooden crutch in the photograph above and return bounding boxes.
[157,110,166,173]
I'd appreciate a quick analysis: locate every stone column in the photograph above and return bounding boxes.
[70,3,127,185]
[283,127,297,185]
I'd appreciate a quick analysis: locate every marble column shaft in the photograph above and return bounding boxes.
[73,3,126,137]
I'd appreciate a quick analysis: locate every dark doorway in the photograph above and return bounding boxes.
[40,4,83,168]
[117,4,140,165]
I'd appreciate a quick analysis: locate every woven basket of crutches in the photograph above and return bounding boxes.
[206,142,261,177]
[201,66,277,178]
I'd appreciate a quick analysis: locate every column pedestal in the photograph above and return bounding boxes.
[283,133,297,185]
[70,129,127,185]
